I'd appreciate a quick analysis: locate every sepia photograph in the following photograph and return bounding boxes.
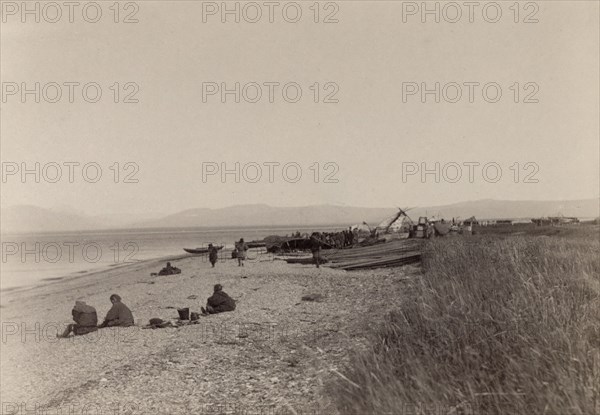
[1,1,599,414]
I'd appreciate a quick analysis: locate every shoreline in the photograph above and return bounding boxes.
[0,224,345,296]
[0,252,194,298]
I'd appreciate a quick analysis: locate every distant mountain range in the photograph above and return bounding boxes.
[2,199,598,234]
[0,206,161,234]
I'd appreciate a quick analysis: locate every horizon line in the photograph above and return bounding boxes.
[4,195,600,216]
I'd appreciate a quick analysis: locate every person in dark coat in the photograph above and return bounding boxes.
[158,262,181,276]
[310,234,322,268]
[99,294,134,327]
[208,244,219,268]
[57,301,98,338]
[235,238,248,267]
[201,284,236,315]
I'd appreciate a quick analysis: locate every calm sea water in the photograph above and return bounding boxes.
[0,225,342,291]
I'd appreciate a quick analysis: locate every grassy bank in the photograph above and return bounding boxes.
[330,229,600,414]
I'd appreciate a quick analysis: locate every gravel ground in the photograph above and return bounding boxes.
[0,253,418,414]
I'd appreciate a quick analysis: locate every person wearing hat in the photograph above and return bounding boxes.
[201,284,236,315]
[99,294,135,328]
[57,301,98,338]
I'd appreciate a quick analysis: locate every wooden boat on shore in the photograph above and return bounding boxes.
[183,245,223,255]
[274,252,313,262]
[246,241,267,248]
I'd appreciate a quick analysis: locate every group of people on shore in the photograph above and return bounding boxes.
[288,229,358,249]
[58,284,236,338]
[314,228,358,249]
[207,239,248,267]
[58,294,134,338]
[60,230,347,338]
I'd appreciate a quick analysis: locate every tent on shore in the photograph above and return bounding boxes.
[376,209,414,234]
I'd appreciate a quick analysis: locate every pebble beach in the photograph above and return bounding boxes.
[1,252,417,414]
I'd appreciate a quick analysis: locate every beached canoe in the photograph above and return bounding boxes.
[246,241,267,248]
[183,245,223,254]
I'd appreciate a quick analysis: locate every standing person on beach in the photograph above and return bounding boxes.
[235,238,248,267]
[208,243,219,268]
[99,294,134,328]
[310,233,322,268]
[57,301,98,338]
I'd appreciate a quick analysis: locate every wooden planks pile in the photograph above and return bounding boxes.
[322,239,423,271]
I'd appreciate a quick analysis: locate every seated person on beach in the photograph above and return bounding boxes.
[98,294,135,328]
[201,284,236,315]
[158,262,181,276]
[57,301,99,338]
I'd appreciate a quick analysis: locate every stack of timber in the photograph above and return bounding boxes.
[323,239,422,271]
[283,255,324,264]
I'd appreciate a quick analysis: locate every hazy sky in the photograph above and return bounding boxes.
[1,1,598,216]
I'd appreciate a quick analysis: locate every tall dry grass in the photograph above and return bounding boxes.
[330,231,599,415]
